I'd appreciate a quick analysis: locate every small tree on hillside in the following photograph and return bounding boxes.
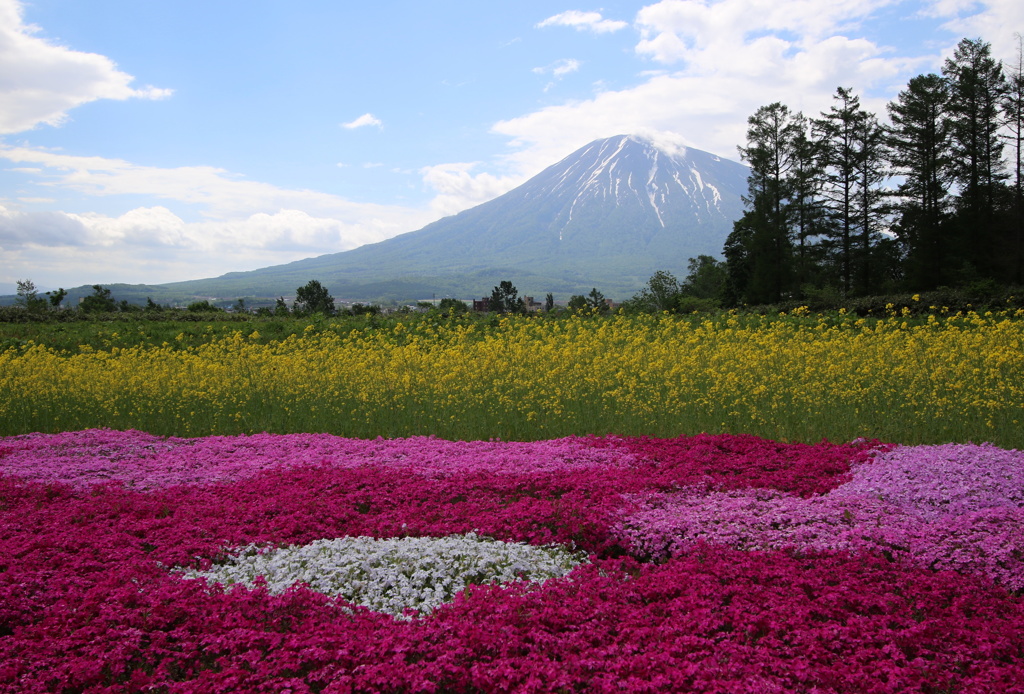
[586,288,609,313]
[79,285,117,313]
[294,280,335,316]
[489,281,522,314]
[624,270,685,313]
[682,256,727,301]
[46,287,67,309]
[187,300,221,313]
[567,294,588,312]
[438,297,468,314]
[15,280,47,313]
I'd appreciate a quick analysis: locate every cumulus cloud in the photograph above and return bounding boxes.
[0,0,171,134]
[341,113,383,129]
[536,10,629,33]
[0,204,88,247]
[633,0,901,65]
[0,144,429,224]
[67,207,393,254]
[0,202,427,286]
[492,0,955,178]
[0,145,442,287]
[928,0,1024,59]
[419,162,524,217]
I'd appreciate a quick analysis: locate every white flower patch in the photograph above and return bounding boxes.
[177,533,587,617]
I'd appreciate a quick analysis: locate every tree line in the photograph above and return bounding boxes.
[723,37,1024,305]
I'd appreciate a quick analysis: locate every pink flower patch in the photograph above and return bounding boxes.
[2,430,1022,692]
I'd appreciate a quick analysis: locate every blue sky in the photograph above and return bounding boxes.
[1,0,1022,293]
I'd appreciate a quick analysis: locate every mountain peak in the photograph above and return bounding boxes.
[525,132,740,234]
[163,134,749,301]
[617,132,689,158]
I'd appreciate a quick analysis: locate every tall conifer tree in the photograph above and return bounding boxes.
[852,110,889,294]
[814,88,865,295]
[943,38,1007,278]
[887,74,954,289]
[729,102,804,303]
[1001,35,1024,283]
[788,120,827,290]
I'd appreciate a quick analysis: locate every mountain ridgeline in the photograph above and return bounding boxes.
[153,135,749,303]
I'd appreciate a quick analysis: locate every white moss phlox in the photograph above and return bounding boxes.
[178,532,587,617]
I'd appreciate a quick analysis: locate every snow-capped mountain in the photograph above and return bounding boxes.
[167,135,750,301]
[520,134,744,242]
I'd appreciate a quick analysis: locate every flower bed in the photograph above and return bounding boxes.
[2,430,1023,692]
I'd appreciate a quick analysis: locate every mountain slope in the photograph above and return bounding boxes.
[164,134,750,301]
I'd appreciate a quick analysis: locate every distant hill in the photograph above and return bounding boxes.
[4,135,750,306]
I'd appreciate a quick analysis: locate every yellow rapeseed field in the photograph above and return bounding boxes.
[2,310,1022,446]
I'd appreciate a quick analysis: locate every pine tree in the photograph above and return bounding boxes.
[887,73,954,289]
[788,121,827,290]
[733,102,803,303]
[814,88,866,296]
[943,38,1008,278]
[852,110,890,294]
[1000,35,1024,283]
[586,288,609,313]
[723,218,754,306]
[488,281,522,314]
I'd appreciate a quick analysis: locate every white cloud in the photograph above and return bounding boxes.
[928,0,1024,60]
[0,204,88,247]
[633,0,900,64]
[0,0,171,134]
[341,113,383,129]
[536,10,629,34]
[921,0,983,19]
[0,144,446,287]
[68,207,393,254]
[533,59,583,77]
[419,162,524,217]
[640,0,882,72]
[0,145,425,222]
[491,0,951,178]
[0,202,426,287]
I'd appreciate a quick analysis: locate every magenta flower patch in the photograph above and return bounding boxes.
[617,440,1024,590]
[2,430,1023,693]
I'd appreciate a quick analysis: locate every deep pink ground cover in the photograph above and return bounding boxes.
[2,430,1023,693]
[618,441,1024,590]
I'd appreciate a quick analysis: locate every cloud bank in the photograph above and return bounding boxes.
[0,0,171,134]
[488,0,1019,183]
[0,144,435,286]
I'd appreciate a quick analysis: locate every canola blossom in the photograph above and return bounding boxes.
[2,311,1024,446]
[2,430,1023,692]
